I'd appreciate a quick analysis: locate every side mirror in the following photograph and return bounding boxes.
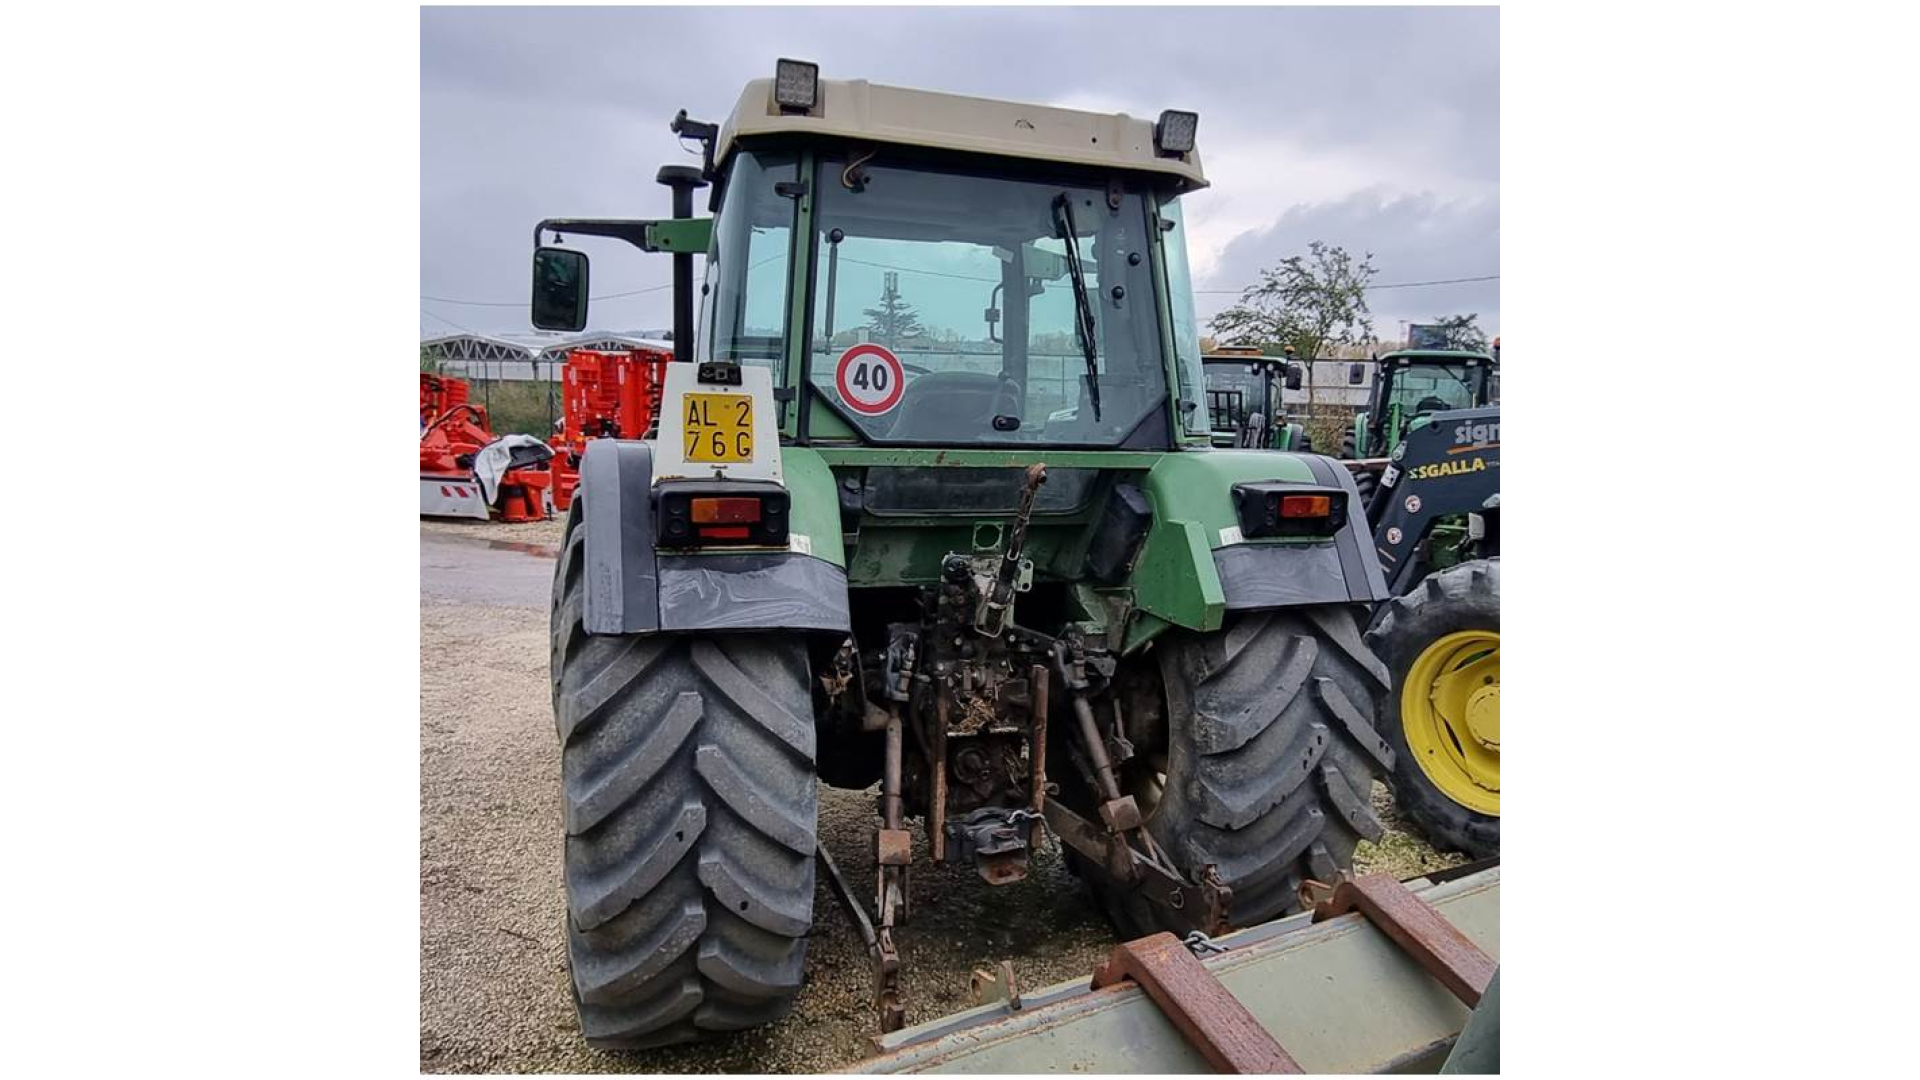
[531,247,589,331]
[1284,364,1303,392]
[1347,362,1366,386]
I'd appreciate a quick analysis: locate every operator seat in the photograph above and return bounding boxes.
[888,371,1011,440]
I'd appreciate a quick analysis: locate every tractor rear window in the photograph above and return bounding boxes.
[805,156,1172,448]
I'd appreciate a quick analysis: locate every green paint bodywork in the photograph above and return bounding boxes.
[644,217,712,254]
[778,446,847,567]
[804,446,1334,650]
[1128,518,1222,633]
[1147,193,1211,446]
[811,447,1167,470]
[780,155,816,438]
[1350,412,1370,457]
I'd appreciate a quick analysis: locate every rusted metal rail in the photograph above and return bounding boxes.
[1090,933,1302,1073]
[1310,872,1497,1008]
[854,864,1500,1074]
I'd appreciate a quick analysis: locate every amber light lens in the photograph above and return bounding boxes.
[691,497,762,525]
[1278,494,1332,519]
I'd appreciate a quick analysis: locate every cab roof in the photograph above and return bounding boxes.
[716,77,1207,190]
[1380,348,1498,366]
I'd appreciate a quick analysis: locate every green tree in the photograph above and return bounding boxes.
[862,272,923,347]
[1427,313,1489,351]
[1209,241,1376,359]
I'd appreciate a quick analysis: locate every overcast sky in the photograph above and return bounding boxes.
[422,5,1498,345]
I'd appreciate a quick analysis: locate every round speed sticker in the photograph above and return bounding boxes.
[835,344,906,416]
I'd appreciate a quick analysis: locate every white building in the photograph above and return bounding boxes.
[421,330,674,382]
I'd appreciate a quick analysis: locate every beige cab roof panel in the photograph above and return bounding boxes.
[715,77,1207,189]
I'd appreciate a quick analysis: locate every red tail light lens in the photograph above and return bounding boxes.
[1279,495,1331,519]
[691,496,763,525]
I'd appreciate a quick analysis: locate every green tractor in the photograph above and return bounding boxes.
[1201,346,1313,451]
[529,61,1396,1048]
[1337,349,1498,506]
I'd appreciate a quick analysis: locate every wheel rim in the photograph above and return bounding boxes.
[1401,630,1499,816]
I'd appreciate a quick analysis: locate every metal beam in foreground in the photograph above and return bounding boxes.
[852,865,1499,1074]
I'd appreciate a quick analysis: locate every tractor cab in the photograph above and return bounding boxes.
[1343,348,1497,459]
[1201,347,1310,450]
[531,64,1215,458]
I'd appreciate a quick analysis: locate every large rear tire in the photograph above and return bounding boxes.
[1366,559,1500,858]
[550,500,818,1048]
[1083,606,1395,937]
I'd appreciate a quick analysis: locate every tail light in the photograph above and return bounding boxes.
[1279,494,1331,519]
[656,480,789,548]
[1231,482,1347,539]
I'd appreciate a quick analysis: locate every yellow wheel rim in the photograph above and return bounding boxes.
[1401,630,1500,816]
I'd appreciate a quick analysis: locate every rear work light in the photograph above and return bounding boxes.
[1231,481,1347,539]
[1155,109,1199,155]
[773,58,819,112]
[656,480,789,549]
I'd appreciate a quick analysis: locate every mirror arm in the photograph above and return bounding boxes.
[533,218,659,252]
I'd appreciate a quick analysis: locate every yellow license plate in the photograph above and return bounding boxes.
[682,392,754,463]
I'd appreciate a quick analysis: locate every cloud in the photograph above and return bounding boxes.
[420,6,1497,337]
[1196,188,1501,339]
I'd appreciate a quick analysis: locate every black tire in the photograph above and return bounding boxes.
[550,499,818,1048]
[1366,559,1500,859]
[1083,606,1396,937]
[1351,467,1378,516]
[1339,429,1359,460]
[1290,425,1315,455]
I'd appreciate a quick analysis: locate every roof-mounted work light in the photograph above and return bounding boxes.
[773,58,819,112]
[1155,109,1199,155]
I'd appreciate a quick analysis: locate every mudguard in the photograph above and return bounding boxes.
[1211,455,1390,612]
[576,438,851,636]
[1372,406,1500,595]
[1130,450,1390,634]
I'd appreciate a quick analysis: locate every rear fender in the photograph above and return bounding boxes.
[576,439,850,636]
[1129,450,1389,635]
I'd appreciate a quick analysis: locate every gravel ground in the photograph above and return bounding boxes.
[419,519,1463,1073]
[419,514,566,550]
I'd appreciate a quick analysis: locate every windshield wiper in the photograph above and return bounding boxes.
[1052,193,1102,423]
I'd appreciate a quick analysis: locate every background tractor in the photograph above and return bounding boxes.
[1363,405,1500,858]
[1338,348,1497,460]
[1201,346,1312,451]
[531,61,1396,1048]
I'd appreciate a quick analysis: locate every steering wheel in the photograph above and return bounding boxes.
[902,363,933,376]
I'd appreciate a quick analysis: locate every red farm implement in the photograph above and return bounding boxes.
[548,346,672,511]
[420,373,552,522]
